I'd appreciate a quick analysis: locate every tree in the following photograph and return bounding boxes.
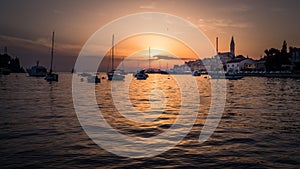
[265,48,281,71]
[281,40,287,54]
[264,41,292,71]
[280,40,290,65]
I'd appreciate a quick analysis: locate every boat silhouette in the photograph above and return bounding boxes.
[107,34,125,81]
[45,31,58,82]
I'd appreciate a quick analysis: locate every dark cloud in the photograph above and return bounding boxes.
[153,55,180,60]
[153,55,195,61]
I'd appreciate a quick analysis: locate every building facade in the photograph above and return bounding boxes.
[290,47,300,70]
[226,60,241,72]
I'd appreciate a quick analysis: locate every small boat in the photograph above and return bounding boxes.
[108,71,125,80]
[225,72,243,80]
[27,61,47,77]
[78,72,92,77]
[135,70,148,80]
[210,73,225,79]
[45,31,58,82]
[133,47,150,80]
[107,35,125,81]
[0,68,11,75]
[87,75,100,83]
[160,70,169,74]
[192,70,201,76]
[45,73,58,81]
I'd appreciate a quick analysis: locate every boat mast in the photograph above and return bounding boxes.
[122,56,125,71]
[148,47,151,69]
[111,34,114,72]
[50,31,55,73]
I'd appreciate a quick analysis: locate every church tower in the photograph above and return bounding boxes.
[230,36,235,57]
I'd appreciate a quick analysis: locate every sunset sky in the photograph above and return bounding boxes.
[1,0,300,71]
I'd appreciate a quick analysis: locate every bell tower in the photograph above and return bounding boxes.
[230,36,235,57]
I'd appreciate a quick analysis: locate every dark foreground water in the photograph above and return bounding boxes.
[0,73,299,168]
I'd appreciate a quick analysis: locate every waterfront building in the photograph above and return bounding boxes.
[226,58,257,73]
[217,52,233,64]
[171,63,192,74]
[185,60,206,71]
[226,60,241,72]
[290,47,300,70]
[215,36,236,65]
[239,58,257,71]
[255,60,266,71]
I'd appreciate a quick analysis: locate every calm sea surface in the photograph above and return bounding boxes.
[0,73,299,168]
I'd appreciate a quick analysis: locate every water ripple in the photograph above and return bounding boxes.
[0,74,299,168]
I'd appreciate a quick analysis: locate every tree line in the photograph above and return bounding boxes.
[264,40,299,71]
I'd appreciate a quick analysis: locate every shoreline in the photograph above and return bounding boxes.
[239,72,300,79]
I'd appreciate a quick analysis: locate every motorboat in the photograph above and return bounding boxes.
[192,70,201,76]
[27,61,47,77]
[135,70,148,80]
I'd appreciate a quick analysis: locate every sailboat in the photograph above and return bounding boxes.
[107,34,125,81]
[45,31,58,82]
[134,47,149,80]
[119,56,127,75]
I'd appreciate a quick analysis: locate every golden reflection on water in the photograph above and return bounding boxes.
[129,74,181,113]
[95,74,212,138]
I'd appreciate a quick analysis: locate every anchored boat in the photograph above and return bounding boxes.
[45,31,58,82]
